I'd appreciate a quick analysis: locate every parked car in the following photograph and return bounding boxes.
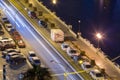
[0,37,16,50]
[81,55,90,62]
[4,20,10,24]
[61,43,69,51]
[11,31,21,40]
[17,40,26,48]
[38,20,47,28]
[28,11,37,19]
[81,61,93,73]
[2,48,20,57]
[89,69,104,80]
[66,47,80,57]
[1,17,8,23]
[4,23,12,32]
[29,57,41,66]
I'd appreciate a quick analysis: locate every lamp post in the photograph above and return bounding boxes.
[76,20,81,38]
[78,20,81,32]
[96,33,102,48]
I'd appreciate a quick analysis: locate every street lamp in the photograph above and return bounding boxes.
[76,20,81,38]
[52,0,57,5]
[96,33,102,48]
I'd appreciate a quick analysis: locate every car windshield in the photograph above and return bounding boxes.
[96,73,103,77]
[70,50,76,53]
[8,26,12,28]
[2,18,7,20]
[41,21,47,26]
[64,45,68,48]
[85,65,91,68]
[4,21,10,23]
[30,54,36,57]
[34,60,40,63]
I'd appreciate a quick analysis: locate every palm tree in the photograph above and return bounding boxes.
[23,65,52,80]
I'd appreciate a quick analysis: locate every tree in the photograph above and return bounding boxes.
[23,65,52,80]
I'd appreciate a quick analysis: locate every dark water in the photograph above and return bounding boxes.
[41,0,120,64]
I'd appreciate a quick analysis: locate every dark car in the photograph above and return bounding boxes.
[28,11,37,19]
[38,20,47,28]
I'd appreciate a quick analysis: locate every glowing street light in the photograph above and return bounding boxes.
[96,33,102,39]
[52,0,57,5]
[96,33,103,48]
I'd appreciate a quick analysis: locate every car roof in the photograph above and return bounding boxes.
[29,51,35,54]
[5,24,12,26]
[62,43,69,46]
[32,57,39,60]
[83,61,91,65]
[5,48,15,51]
[8,52,18,55]
[10,54,23,58]
[92,69,101,73]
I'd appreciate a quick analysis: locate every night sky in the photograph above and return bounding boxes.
[42,0,120,64]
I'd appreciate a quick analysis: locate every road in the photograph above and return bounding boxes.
[0,0,84,80]
[16,0,120,79]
